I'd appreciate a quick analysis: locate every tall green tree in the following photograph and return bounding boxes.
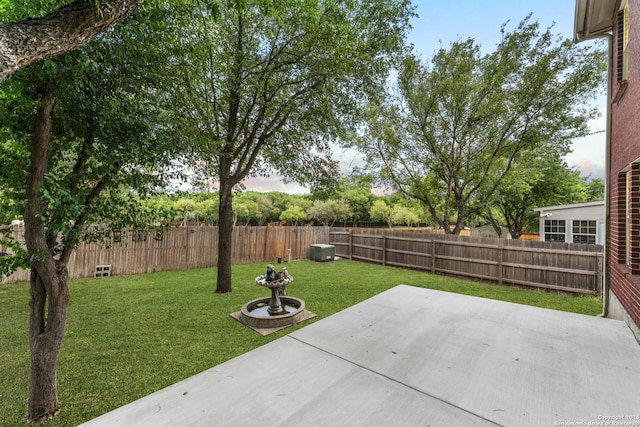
[391,204,419,227]
[479,151,589,238]
[233,194,260,226]
[279,205,307,225]
[266,192,312,221]
[370,199,393,228]
[358,16,605,234]
[0,4,177,421]
[170,0,414,292]
[586,178,605,201]
[311,176,375,225]
[307,199,352,227]
[192,197,220,224]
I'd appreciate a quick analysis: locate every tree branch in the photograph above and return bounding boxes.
[59,165,118,264]
[0,0,140,83]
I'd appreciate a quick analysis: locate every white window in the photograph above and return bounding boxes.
[572,220,597,244]
[544,220,566,242]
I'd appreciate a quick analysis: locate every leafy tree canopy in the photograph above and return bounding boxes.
[477,150,590,238]
[0,3,183,419]
[163,0,415,292]
[357,15,606,234]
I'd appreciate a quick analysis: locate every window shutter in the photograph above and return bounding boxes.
[617,10,624,83]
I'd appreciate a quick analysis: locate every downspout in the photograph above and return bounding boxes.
[600,33,613,318]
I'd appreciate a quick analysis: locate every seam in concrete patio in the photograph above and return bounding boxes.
[288,334,504,426]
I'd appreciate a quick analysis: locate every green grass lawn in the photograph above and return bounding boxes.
[0,259,601,427]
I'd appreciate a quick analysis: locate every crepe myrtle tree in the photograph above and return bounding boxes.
[169,0,414,292]
[0,11,179,421]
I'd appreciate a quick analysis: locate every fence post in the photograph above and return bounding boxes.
[498,241,503,285]
[263,227,269,262]
[185,226,190,270]
[431,240,435,274]
[349,229,353,260]
[382,236,387,266]
[596,253,602,294]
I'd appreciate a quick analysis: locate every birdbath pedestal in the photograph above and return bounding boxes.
[255,265,293,316]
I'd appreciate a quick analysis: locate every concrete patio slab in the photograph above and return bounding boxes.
[80,285,640,427]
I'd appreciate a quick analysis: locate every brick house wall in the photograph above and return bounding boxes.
[609,0,640,335]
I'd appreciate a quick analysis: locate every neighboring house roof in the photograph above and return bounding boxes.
[573,0,617,43]
[534,201,605,213]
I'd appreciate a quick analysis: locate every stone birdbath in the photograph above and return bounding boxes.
[236,264,310,332]
[255,264,293,315]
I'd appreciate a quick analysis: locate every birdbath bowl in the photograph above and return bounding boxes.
[255,266,293,315]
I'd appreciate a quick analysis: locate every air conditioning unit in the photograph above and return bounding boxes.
[310,244,335,262]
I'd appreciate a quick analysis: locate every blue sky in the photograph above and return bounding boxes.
[408,0,578,55]
[406,0,606,179]
[244,0,606,193]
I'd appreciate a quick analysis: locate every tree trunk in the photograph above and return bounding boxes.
[506,206,525,240]
[27,266,70,422]
[22,83,71,422]
[489,218,503,238]
[216,171,234,294]
[0,0,140,83]
[509,224,523,240]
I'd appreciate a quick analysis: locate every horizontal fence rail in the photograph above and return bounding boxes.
[329,228,603,295]
[1,225,330,284]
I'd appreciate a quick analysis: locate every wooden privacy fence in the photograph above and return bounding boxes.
[329,228,604,294]
[1,225,330,284]
[2,224,604,294]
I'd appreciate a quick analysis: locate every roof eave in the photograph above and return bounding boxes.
[573,0,617,43]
